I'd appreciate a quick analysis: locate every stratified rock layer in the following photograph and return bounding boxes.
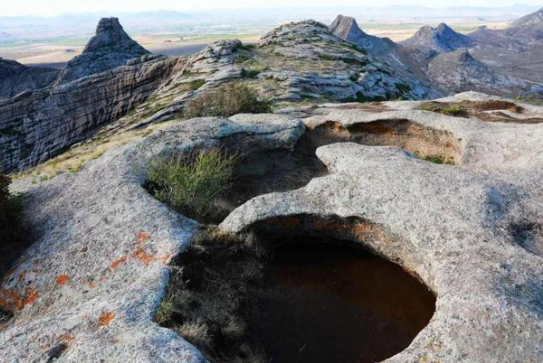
[0,58,58,101]
[0,56,181,172]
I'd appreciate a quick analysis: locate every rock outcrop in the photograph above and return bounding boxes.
[2,93,543,362]
[1,115,305,363]
[0,56,181,172]
[513,7,543,28]
[427,49,542,96]
[54,18,151,85]
[0,58,58,101]
[402,23,472,54]
[329,15,395,55]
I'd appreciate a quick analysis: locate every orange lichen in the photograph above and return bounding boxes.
[110,256,128,271]
[135,231,151,245]
[132,248,155,265]
[59,334,75,343]
[18,270,26,281]
[0,287,39,311]
[160,253,173,265]
[98,311,116,327]
[23,288,39,306]
[55,274,71,286]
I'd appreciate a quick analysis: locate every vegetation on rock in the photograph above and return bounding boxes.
[418,102,467,116]
[146,149,238,223]
[156,227,269,363]
[182,82,272,119]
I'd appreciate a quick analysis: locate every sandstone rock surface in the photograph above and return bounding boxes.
[0,115,304,362]
[2,93,543,362]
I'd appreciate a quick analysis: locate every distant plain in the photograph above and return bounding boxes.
[0,19,509,68]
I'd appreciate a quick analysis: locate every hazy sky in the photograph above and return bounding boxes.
[2,0,542,17]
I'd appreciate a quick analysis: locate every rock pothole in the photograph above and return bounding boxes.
[157,215,436,363]
[308,118,461,165]
[144,131,327,225]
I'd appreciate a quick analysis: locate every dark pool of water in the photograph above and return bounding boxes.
[243,241,436,363]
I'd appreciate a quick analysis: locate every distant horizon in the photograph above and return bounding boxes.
[1,2,541,17]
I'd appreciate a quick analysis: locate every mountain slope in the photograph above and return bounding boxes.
[0,58,58,100]
[427,49,541,95]
[513,7,543,28]
[402,23,471,53]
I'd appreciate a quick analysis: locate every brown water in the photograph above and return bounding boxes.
[243,241,436,363]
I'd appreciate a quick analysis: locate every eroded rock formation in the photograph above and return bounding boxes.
[1,93,543,362]
[54,17,151,85]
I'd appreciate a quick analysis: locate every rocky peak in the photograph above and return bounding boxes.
[402,23,471,52]
[84,17,149,55]
[54,18,151,85]
[259,20,337,47]
[329,15,394,54]
[513,7,543,28]
[0,58,27,79]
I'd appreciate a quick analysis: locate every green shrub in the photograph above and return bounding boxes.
[188,79,206,91]
[442,105,466,116]
[317,53,336,61]
[418,103,467,116]
[0,174,26,278]
[146,149,238,222]
[424,155,455,165]
[183,82,273,119]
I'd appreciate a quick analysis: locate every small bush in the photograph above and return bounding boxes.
[146,149,238,223]
[0,174,26,278]
[424,155,455,165]
[418,102,467,117]
[442,105,466,116]
[188,79,206,91]
[183,82,273,119]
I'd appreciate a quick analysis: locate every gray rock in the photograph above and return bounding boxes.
[54,18,151,85]
[0,115,305,363]
[221,98,543,362]
[0,58,58,101]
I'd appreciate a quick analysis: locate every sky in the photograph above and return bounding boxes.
[1,0,541,17]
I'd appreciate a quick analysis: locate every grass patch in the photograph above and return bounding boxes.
[418,102,467,117]
[514,96,543,106]
[317,53,336,61]
[156,227,269,363]
[145,149,238,223]
[188,79,206,91]
[183,82,273,119]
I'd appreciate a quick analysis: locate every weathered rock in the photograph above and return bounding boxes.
[0,56,182,173]
[329,15,395,55]
[221,94,543,362]
[54,18,151,85]
[2,93,543,361]
[0,115,305,362]
[402,23,472,54]
[513,7,543,28]
[0,58,58,101]
[427,49,543,96]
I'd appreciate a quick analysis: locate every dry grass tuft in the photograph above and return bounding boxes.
[183,82,273,119]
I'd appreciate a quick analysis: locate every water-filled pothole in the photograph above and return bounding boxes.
[243,241,436,363]
[157,221,436,363]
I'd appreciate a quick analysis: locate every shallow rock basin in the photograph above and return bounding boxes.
[243,240,436,363]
